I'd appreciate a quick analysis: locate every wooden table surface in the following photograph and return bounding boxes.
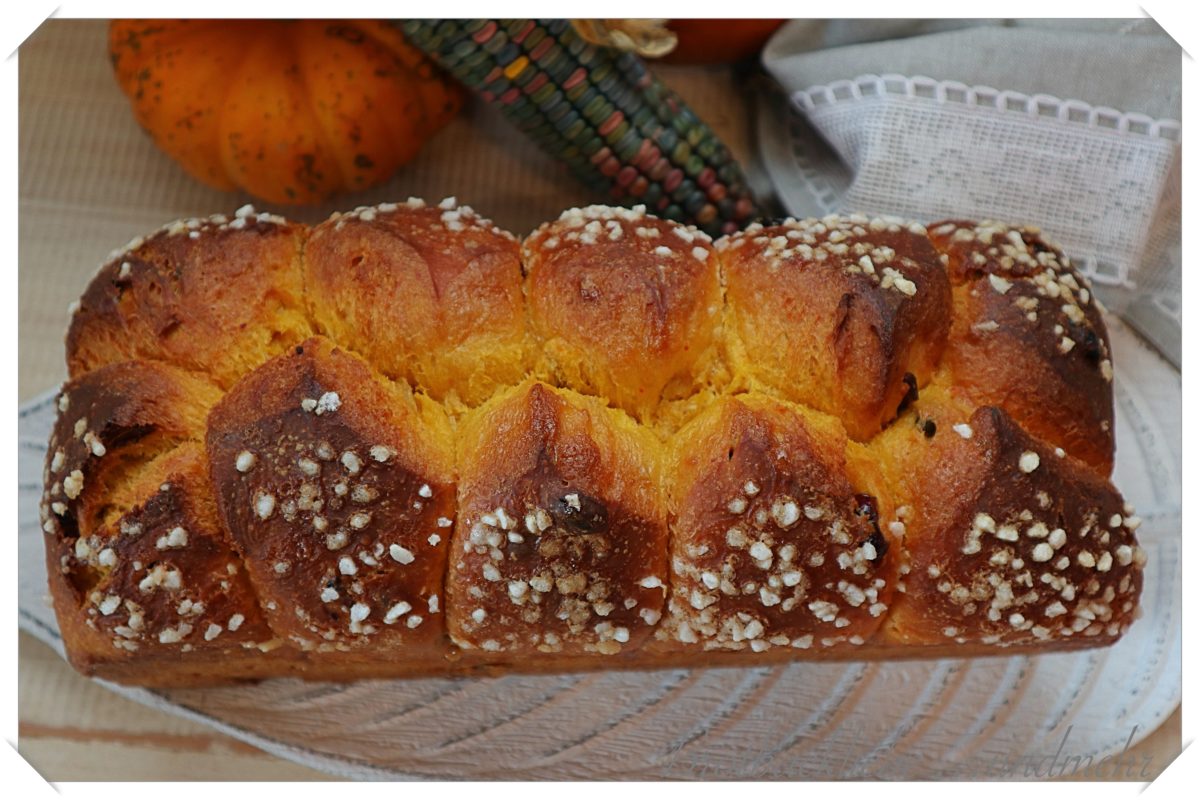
[17,18,1180,782]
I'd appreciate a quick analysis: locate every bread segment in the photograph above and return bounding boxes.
[66,209,312,389]
[877,402,1142,647]
[42,363,273,678]
[448,381,669,657]
[719,215,951,441]
[42,201,1145,685]
[928,220,1115,473]
[660,393,899,653]
[304,198,528,408]
[523,205,723,423]
[205,337,455,659]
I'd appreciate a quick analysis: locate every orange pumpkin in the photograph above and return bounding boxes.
[109,19,463,204]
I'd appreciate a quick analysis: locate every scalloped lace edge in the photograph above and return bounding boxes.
[791,73,1181,141]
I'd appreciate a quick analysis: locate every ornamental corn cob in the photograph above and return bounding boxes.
[399,19,760,236]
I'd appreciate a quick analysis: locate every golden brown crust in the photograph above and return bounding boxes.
[304,199,527,407]
[66,209,312,390]
[205,336,455,658]
[45,440,275,673]
[42,360,222,543]
[447,381,668,656]
[720,215,951,441]
[43,203,1142,686]
[523,206,722,422]
[71,634,1116,687]
[927,220,1115,473]
[877,403,1142,647]
[657,393,898,653]
[42,361,277,673]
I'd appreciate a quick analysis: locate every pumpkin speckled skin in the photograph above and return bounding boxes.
[109,20,462,205]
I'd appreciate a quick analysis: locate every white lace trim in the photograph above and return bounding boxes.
[782,111,843,215]
[778,73,1181,292]
[792,74,1181,142]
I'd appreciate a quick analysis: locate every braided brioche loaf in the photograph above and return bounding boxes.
[41,200,1144,686]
